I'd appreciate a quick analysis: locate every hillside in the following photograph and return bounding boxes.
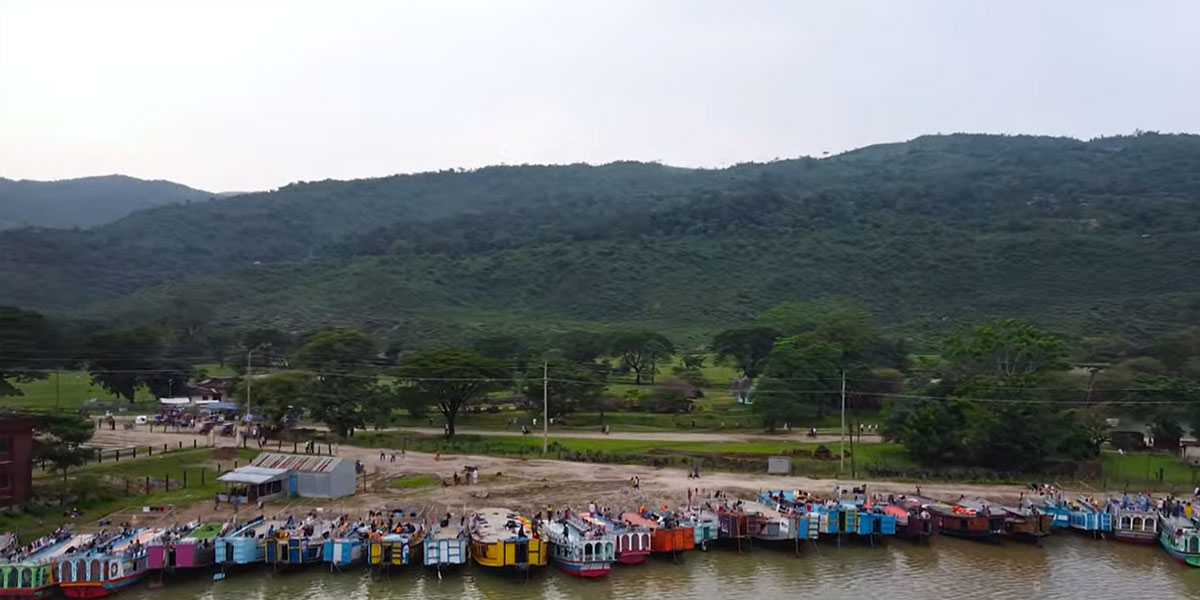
[0,175,216,230]
[2,133,1198,346]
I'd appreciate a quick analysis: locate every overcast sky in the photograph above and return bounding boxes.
[1,0,1197,192]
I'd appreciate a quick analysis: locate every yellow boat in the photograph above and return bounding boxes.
[468,508,546,570]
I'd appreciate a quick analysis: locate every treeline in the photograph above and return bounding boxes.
[5,297,1200,475]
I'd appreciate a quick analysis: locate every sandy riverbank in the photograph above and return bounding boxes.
[91,428,1048,527]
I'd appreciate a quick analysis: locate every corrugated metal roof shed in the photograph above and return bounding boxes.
[217,466,289,484]
[251,452,345,473]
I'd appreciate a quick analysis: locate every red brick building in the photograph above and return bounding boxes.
[0,416,39,506]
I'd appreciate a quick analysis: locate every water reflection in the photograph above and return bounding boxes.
[116,536,1197,600]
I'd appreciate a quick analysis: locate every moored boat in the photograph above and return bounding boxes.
[544,516,614,578]
[0,529,79,599]
[882,500,937,542]
[214,517,275,569]
[679,508,719,551]
[1107,496,1158,544]
[580,512,650,565]
[620,510,695,555]
[423,516,468,569]
[366,509,426,572]
[263,517,329,568]
[147,521,225,572]
[926,503,1005,541]
[1068,497,1112,535]
[963,501,1052,544]
[58,528,161,598]
[322,518,366,570]
[468,508,546,572]
[1158,515,1200,567]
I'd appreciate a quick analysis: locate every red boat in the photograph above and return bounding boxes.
[580,513,650,565]
[621,511,695,555]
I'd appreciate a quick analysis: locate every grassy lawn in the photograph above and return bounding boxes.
[1099,450,1200,488]
[5,447,261,538]
[389,474,441,489]
[8,364,235,412]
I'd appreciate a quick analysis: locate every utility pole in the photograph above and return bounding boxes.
[542,360,549,454]
[245,348,254,428]
[839,370,846,475]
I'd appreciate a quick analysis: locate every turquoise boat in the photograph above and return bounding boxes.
[1158,515,1200,567]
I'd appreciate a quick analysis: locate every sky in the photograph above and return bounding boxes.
[1,0,1198,192]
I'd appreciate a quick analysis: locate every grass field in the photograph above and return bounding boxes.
[5,447,260,538]
[389,474,441,489]
[8,364,237,411]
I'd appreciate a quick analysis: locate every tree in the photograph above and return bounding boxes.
[643,378,696,413]
[897,401,968,464]
[711,326,781,379]
[608,330,674,385]
[235,372,313,427]
[84,327,188,402]
[397,349,508,437]
[756,298,872,338]
[944,318,1068,382]
[554,331,608,364]
[34,414,95,476]
[520,359,606,419]
[752,338,845,429]
[0,306,57,397]
[294,327,379,438]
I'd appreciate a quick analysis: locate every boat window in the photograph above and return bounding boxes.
[1121,516,1131,528]
[585,543,593,558]
[20,568,31,588]
[1190,536,1199,553]
[1132,517,1142,530]
[1145,518,1155,531]
[607,542,614,557]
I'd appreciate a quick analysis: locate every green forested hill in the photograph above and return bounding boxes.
[2,133,1198,346]
[0,175,215,230]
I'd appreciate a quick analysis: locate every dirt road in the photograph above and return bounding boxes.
[388,426,880,445]
[92,427,1038,526]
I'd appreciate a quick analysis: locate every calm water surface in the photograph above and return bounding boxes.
[130,536,1200,600]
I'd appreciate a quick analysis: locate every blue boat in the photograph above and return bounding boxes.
[263,518,330,567]
[322,537,364,569]
[1068,498,1112,534]
[215,517,274,567]
[1159,515,1200,567]
[423,522,468,568]
[679,509,719,551]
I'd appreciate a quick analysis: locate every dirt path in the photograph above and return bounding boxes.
[373,426,879,445]
[93,428,1039,525]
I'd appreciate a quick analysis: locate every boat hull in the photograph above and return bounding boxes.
[616,552,648,565]
[1159,531,1200,567]
[1113,530,1156,544]
[0,585,57,599]
[552,559,611,578]
[60,571,146,599]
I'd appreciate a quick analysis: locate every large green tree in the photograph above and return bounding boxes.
[0,306,57,397]
[608,330,674,385]
[294,327,380,438]
[397,349,508,437]
[84,326,191,402]
[711,326,781,379]
[235,372,314,427]
[752,339,846,429]
[521,358,606,419]
[34,413,95,475]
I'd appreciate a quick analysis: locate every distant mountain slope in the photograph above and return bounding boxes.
[0,175,216,230]
[2,133,1198,345]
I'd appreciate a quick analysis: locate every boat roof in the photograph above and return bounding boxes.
[431,526,463,541]
[39,534,96,560]
[620,513,658,529]
[1161,515,1199,531]
[183,522,225,541]
[739,500,787,520]
[470,508,531,544]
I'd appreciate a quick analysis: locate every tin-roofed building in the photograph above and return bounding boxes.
[250,453,357,498]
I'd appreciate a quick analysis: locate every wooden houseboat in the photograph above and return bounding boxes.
[680,509,719,551]
[1107,498,1158,544]
[702,498,760,546]
[214,517,276,568]
[580,512,650,565]
[367,531,425,571]
[263,518,329,568]
[1158,516,1200,567]
[620,510,695,555]
[468,508,546,572]
[759,491,819,542]
[963,501,1052,543]
[882,504,937,542]
[58,528,161,598]
[926,503,1005,541]
[738,500,797,543]
[422,518,468,569]
[147,522,225,572]
[544,516,615,578]
[321,519,365,570]
[1068,497,1112,535]
[0,530,82,599]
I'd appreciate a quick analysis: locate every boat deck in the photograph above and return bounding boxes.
[471,508,532,544]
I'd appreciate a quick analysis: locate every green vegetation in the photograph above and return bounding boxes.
[389,474,441,489]
[2,134,1199,344]
[0,175,214,230]
[5,447,260,538]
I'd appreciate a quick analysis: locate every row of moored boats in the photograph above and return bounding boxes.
[3,490,1198,597]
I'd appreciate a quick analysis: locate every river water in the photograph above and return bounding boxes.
[130,536,1199,600]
